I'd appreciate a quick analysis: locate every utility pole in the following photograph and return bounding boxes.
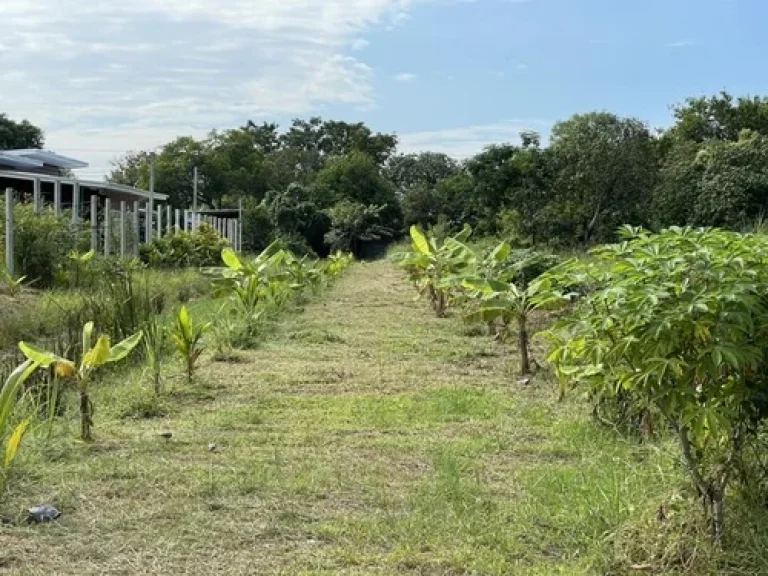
[193,166,198,211]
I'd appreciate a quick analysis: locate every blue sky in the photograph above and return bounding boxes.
[0,0,763,178]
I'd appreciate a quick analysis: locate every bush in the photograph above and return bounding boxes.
[139,223,228,268]
[548,226,768,541]
[1,205,85,287]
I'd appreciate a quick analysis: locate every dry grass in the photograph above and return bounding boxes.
[1,261,767,575]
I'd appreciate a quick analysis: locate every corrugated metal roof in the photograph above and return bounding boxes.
[0,149,89,170]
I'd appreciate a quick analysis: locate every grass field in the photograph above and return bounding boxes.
[3,260,765,575]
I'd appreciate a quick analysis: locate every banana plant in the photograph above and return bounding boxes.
[394,225,476,317]
[0,268,26,297]
[170,306,210,384]
[0,360,39,495]
[20,323,143,441]
[462,274,565,375]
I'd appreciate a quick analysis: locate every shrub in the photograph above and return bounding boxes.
[548,226,768,542]
[139,223,229,268]
[0,205,84,287]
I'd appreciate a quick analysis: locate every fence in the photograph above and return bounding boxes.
[2,187,242,275]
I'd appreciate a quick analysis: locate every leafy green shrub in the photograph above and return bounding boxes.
[139,223,228,268]
[0,205,84,287]
[547,226,768,541]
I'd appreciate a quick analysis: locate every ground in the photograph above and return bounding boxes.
[1,261,688,574]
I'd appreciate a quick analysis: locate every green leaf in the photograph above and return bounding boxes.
[410,226,432,255]
[18,342,58,367]
[4,419,30,469]
[0,360,39,441]
[107,331,143,364]
[490,242,511,263]
[83,335,111,368]
[82,322,94,358]
[221,248,243,271]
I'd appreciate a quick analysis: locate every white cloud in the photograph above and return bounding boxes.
[398,120,552,158]
[0,0,418,178]
[666,39,696,48]
[394,72,417,82]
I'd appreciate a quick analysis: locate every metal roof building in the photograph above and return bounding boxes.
[0,149,167,206]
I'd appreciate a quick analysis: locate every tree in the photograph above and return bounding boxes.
[694,130,768,227]
[547,112,658,245]
[313,151,402,232]
[0,114,44,150]
[385,152,459,196]
[265,183,329,255]
[669,92,768,143]
[280,117,397,168]
[323,200,394,255]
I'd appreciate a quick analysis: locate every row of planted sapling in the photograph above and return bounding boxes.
[395,223,768,546]
[0,241,353,519]
[393,225,565,376]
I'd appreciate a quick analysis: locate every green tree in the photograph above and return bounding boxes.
[313,151,402,231]
[694,130,768,227]
[547,112,658,244]
[323,200,394,255]
[669,91,768,143]
[385,152,459,195]
[0,114,44,149]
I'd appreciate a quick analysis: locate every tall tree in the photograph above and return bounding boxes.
[0,114,44,149]
[547,112,658,244]
[669,92,768,143]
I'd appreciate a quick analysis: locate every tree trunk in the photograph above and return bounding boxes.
[517,314,531,375]
[80,390,93,441]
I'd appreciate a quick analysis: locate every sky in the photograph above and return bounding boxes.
[0,0,764,179]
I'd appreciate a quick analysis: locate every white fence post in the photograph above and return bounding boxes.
[54,181,61,216]
[133,201,140,256]
[120,201,127,257]
[104,198,112,256]
[90,195,99,251]
[72,182,80,225]
[166,205,171,236]
[156,204,162,237]
[5,188,14,276]
[33,178,41,214]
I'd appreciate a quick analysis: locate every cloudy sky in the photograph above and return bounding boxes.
[1,0,764,179]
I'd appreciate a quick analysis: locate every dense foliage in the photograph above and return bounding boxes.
[139,223,229,268]
[0,205,86,287]
[548,226,768,541]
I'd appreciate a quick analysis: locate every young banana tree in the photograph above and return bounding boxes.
[20,323,142,441]
[0,360,39,494]
[463,275,564,375]
[395,225,476,317]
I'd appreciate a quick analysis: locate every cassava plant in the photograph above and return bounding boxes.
[20,323,143,441]
[171,306,210,383]
[547,226,768,543]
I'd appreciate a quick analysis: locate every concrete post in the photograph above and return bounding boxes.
[156,204,162,238]
[54,180,61,216]
[132,201,140,256]
[72,182,80,225]
[33,178,41,213]
[104,198,112,256]
[5,188,14,276]
[120,201,127,257]
[90,195,99,251]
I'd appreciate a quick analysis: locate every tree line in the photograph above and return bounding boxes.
[5,91,768,256]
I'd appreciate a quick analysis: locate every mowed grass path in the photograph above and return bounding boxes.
[2,261,678,575]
